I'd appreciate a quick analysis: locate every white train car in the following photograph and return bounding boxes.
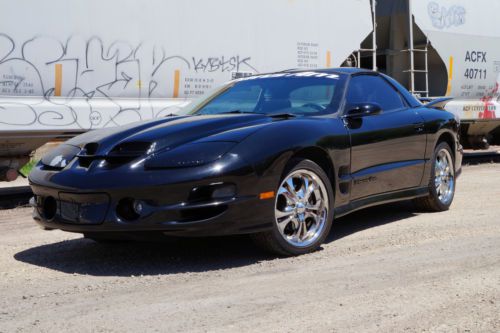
[1,0,499,181]
[0,0,373,180]
[373,0,500,149]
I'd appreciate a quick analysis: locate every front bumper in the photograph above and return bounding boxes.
[29,154,276,237]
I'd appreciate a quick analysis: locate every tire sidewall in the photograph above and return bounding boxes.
[429,142,455,210]
[271,159,334,255]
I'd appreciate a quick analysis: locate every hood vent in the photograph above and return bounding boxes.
[84,143,99,155]
[78,143,100,168]
[77,141,152,168]
[109,142,153,156]
[106,141,152,165]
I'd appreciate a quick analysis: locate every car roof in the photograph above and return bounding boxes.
[279,67,422,108]
[282,67,373,75]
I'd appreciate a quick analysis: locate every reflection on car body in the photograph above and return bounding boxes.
[30,68,463,256]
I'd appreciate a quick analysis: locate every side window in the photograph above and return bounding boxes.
[346,75,405,112]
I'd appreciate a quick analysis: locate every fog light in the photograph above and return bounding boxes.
[116,198,140,221]
[133,200,144,214]
[211,184,236,199]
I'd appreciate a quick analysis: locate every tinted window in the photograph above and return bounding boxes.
[346,75,405,112]
[194,74,345,116]
[195,84,263,114]
[290,85,335,109]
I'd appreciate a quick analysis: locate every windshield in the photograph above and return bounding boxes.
[187,72,346,116]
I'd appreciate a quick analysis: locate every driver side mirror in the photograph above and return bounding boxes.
[345,103,382,118]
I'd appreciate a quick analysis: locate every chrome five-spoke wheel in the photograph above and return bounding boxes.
[275,169,329,248]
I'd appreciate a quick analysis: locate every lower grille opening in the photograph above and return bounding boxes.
[179,206,227,222]
[188,184,237,202]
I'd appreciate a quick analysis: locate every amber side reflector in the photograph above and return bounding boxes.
[259,191,275,200]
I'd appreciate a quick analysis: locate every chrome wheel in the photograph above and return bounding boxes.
[434,148,455,205]
[275,169,329,248]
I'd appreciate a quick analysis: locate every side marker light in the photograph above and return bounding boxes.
[259,191,275,200]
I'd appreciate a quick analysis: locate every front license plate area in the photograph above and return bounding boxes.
[60,201,80,222]
[58,193,110,224]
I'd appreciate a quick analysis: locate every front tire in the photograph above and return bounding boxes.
[414,142,456,212]
[252,159,334,256]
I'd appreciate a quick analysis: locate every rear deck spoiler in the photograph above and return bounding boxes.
[419,97,453,109]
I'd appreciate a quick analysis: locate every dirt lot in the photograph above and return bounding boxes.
[0,163,499,333]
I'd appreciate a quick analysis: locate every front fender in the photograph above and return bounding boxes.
[230,117,351,201]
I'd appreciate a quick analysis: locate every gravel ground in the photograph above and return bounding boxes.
[0,163,499,333]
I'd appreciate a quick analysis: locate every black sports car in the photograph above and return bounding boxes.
[30,68,463,256]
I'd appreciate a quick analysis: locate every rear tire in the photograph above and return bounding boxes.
[252,159,334,256]
[414,142,456,212]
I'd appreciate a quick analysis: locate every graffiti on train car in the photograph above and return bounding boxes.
[0,34,258,129]
[427,2,466,30]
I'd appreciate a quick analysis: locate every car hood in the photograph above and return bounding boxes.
[65,114,274,155]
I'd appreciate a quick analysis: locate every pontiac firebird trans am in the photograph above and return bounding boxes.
[29,68,463,256]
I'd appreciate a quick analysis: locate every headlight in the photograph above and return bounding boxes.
[144,142,236,169]
[41,144,81,169]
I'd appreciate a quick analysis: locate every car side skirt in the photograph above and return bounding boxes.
[333,186,429,219]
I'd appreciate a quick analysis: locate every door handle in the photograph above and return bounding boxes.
[413,122,425,133]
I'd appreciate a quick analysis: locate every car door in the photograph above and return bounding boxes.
[344,74,427,200]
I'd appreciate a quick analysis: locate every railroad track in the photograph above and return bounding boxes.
[0,151,497,209]
[463,150,500,165]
